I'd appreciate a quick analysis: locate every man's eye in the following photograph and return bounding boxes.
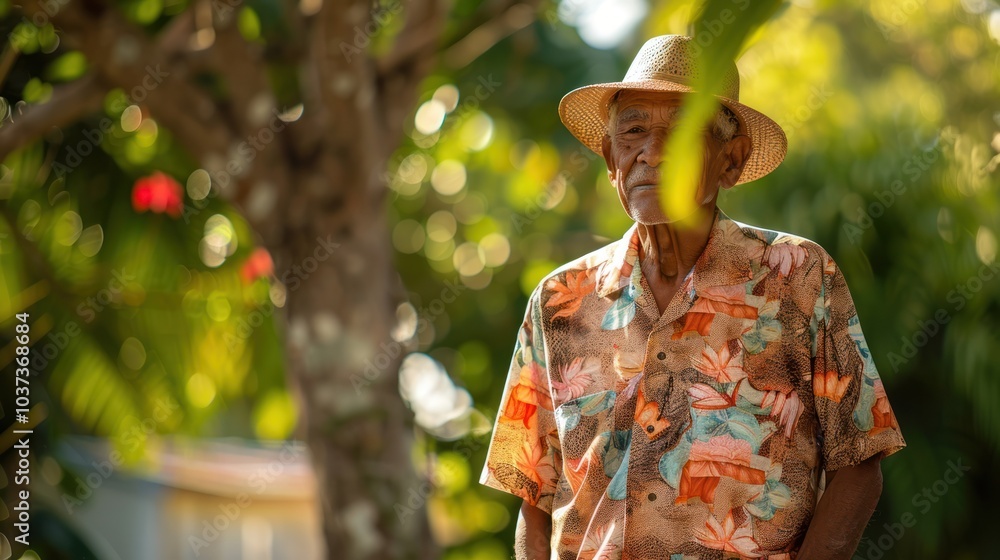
[626,126,644,134]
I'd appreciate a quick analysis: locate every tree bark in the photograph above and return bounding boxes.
[279,159,434,558]
[2,0,536,556]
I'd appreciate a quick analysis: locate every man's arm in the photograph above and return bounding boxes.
[514,500,552,560]
[797,455,883,559]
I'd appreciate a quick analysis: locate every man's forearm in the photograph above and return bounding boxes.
[514,501,552,560]
[797,455,883,559]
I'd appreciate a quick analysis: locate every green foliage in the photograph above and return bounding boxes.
[0,0,997,557]
[0,114,293,457]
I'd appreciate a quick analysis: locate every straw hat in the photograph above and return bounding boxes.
[558,35,787,185]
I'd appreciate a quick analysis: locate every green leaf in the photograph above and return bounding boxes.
[239,7,262,41]
[22,78,52,103]
[46,52,89,82]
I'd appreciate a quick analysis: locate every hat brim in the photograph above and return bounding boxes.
[558,80,787,185]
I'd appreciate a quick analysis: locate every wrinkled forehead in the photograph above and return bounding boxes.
[613,90,685,124]
[615,89,685,106]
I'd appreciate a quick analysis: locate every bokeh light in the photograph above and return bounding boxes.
[431,160,467,196]
[394,219,426,254]
[426,210,457,242]
[433,84,460,112]
[199,214,238,267]
[121,104,142,132]
[186,169,212,200]
[186,372,217,408]
[415,99,448,135]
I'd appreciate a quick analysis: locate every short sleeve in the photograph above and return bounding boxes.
[479,286,561,513]
[810,256,906,472]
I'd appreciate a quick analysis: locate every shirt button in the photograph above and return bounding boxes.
[657,351,666,360]
[648,492,657,501]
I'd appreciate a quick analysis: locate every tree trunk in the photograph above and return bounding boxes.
[276,159,435,559]
[3,0,527,556]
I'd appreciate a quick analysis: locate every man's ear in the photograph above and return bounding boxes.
[719,134,752,189]
[601,133,616,184]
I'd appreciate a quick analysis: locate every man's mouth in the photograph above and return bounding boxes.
[630,183,658,191]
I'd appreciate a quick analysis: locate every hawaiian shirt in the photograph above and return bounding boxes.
[480,206,906,559]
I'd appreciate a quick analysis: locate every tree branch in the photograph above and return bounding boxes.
[204,0,277,137]
[376,0,448,74]
[14,0,235,161]
[373,0,539,152]
[197,0,294,248]
[377,0,540,75]
[375,0,448,151]
[440,2,537,69]
[0,74,105,162]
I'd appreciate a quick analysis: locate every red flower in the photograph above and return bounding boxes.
[240,247,274,284]
[132,172,183,218]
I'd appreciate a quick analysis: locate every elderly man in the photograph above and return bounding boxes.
[479,35,905,559]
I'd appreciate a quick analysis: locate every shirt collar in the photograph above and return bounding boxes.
[595,206,761,299]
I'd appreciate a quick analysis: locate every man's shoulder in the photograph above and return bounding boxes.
[527,234,624,301]
[556,235,624,273]
[730,217,835,272]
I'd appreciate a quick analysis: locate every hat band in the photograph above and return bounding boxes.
[622,70,740,100]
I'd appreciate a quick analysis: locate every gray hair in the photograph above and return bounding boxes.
[606,91,740,143]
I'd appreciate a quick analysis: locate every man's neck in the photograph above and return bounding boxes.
[635,205,717,286]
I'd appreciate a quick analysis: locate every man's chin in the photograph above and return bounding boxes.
[621,184,714,225]
[626,187,668,223]
[627,196,712,226]
[627,206,670,225]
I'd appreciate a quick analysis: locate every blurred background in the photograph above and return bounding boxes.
[0,0,997,558]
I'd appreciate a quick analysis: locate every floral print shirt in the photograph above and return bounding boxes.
[479,207,905,559]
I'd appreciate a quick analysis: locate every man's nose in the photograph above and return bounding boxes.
[636,129,666,167]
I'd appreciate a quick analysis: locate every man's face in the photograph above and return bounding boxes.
[600,90,752,225]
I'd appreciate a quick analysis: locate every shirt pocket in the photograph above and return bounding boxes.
[554,390,617,461]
